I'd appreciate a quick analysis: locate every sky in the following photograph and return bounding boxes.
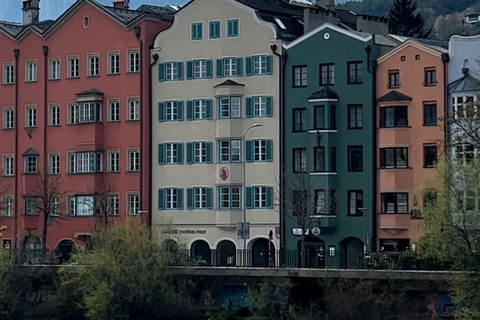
[0,0,185,22]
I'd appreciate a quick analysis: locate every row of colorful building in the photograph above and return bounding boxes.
[0,0,478,267]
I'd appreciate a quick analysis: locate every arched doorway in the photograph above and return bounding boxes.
[56,239,76,263]
[216,240,236,266]
[297,237,325,268]
[21,235,42,264]
[191,240,211,266]
[251,238,275,267]
[340,237,363,268]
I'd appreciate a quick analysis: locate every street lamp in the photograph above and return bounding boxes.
[242,123,263,266]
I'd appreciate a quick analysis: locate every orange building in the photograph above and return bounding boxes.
[375,40,448,251]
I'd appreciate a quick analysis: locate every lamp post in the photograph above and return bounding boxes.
[242,123,263,266]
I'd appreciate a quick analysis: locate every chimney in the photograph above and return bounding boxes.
[113,0,130,9]
[22,0,40,25]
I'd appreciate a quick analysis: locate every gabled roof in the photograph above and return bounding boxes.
[448,69,480,93]
[76,88,104,96]
[214,79,245,88]
[377,90,413,103]
[22,148,39,157]
[377,39,447,64]
[308,87,339,101]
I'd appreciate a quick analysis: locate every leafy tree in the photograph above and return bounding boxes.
[388,0,430,38]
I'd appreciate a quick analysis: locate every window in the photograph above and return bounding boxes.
[165,62,181,81]
[388,70,400,88]
[26,106,36,128]
[162,101,182,121]
[108,52,120,74]
[209,21,221,39]
[128,193,140,214]
[108,100,120,122]
[453,96,476,119]
[108,150,119,172]
[187,187,212,209]
[158,143,184,165]
[253,96,267,117]
[293,65,307,87]
[3,63,14,84]
[223,57,238,77]
[292,190,307,216]
[455,144,475,163]
[246,186,273,209]
[194,60,207,78]
[166,189,179,209]
[314,147,325,172]
[69,102,101,124]
[348,104,363,129]
[218,139,241,163]
[348,146,363,171]
[191,22,203,40]
[49,104,60,126]
[380,106,408,128]
[108,194,119,215]
[218,96,241,118]
[314,105,325,129]
[330,147,336,172]
[381,193,408,214]
[424,68,436,86]
[227,19,239,37]
[68,195,94,216]
[348,191,363,216]
[3,108,13,129]
[49,58,60,80]
[128,98,140,121]
[25,155,37,174]
[128,150,140,172]
[68,57,79,78]
[68,152,102,174]
[50,196,60,216]
[186,142,212,164]
[293,148,306,173]
[128,50,140,73]
[158,188,183,210]
[253,55,267,75]
[347,61,363,84]
[218,186,241,209]
[380,148,408,169]
[252,139,271,162]
[423,103,437,126]
[49,153,60,174]
[319,63,334,85]
[24,197,37,215]
[26,61,37,82]
[186,99,212,120]
[424,145,437,168]
[1,195,13,217]
[3,156,13,176]
[314,190,325,215]
[293,108,306,132]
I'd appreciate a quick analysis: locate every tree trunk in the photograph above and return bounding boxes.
[301,232,306,268]
[42,211,48,255]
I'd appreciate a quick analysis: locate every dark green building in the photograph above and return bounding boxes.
[282,23,392,268]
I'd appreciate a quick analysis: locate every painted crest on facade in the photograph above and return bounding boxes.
[219,167,229,181]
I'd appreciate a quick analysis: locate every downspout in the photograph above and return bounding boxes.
[271,43,287,262]
[13,49,19,251]
[42,45,49,252]
[149,52,159,227]
[442,53,450,157]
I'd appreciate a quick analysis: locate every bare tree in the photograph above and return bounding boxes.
[86,182,118,232]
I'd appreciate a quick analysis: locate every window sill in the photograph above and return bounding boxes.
[347,82,363,85]
[310,214,337,218]
[347,214,364,217]
[379,126,411,129]
[292,85,307,88]
[424,84,437,87]
[107,73,121,76]
[423,123,437,127]
[67,172,103,175]
[388,86,400,89]
[347,127,363,130]
[125,119,140,122]
[379,167,411,170]
[2,175,14,178]
[48,78,61,82]
[379,212,409,215]
[2,128,14,131]
[87,75,100,78]
[48,125,61,128]
[107,171,120,174]
[67,77,80,80]
[126,71,140,74]
[319,83,334,86]
[23,172,38,175]
[66,122,102,126]
[106,120,121,123]
[347,170,363,172]
[25,81,38,84]
[310,171,337,176]
[2,83,15,86]
[126,171,140,173]
[309,129,337,133]
[423,165,435,169]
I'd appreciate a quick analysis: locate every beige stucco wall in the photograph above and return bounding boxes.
[151,0,282,252]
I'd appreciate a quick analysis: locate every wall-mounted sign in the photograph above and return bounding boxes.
[161,229,207,235]
[291,228,303,236]
[311,227,321,236]
[219,167,229,181]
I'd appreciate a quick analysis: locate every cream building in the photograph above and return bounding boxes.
[151,0,302,266]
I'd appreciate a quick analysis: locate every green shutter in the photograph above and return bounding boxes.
[198,24,203,39]
[266,96,273,117]
[187,188,194,209]
[206,100,212,119]
[177,62,184,80]
[246,187,253,209]
[158,63,165,81]
[158,102,165,122]
[266,140,273,162]
[233,19,239,36]
[209,22,215,38]
[236,57,243,76]
[266,186,273,208]
[216,186,221,209]
[206,142,212,163]
[206,188,213,209]
[227,20,233,37]
[158,144,165,165]
[246,97,253,118]
[158,189,165,210]
[177,143,184,164]
[177,189,184,210]
[177,101,184,121]
[245,57,252,76]
[266,55,273,75]
[206,60,213,78]
[216,59,223,78]
[245,140,253,163]
[186,61,193,79]
[186,142,194,164]
[186,101,194,120]
[191,24,195,40]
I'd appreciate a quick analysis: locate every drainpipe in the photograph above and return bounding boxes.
[13,49,19,251]
[42,45,49,252]
[149,52,159,227]
[442,53,450,157]
[271,43,287,263]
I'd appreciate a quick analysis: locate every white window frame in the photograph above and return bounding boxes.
[69,102,101,124]
[68,152,102,174]
[253,186,267,208]
[219,96,241,118]
[26,106,37,128]
[49,153,60,175]
[194,187,207,209]
[68,56,79,78]
[3,155,13,177]
[49,104,60,126]
[2,195,13,217]
[108,150,120,172]
[194,142,207,163]
[223,58,237,77]
[128,50,140,73]
[127,98,140,121]
[26,60,37,82]
[24,197,37,215]
[108,52,120,75]
[49,58,60,80]
[194,100,207,119]
[219,139,241,163]
[108,100,120,122]
[25,155,38,174]
[253,55,267,75]
[253,139,267,161]
[128,193,140,215]
[165,62,178,81]
[166,101,179,121]
[128,149,140,172]
[68,195,94,216]
[50,196,60,216]
[315,190,326,214]
[194,59,207,79]
[166,188,179,209]
[3,63,14,84]
[3,107,13,129]
[88,54,99,77]
[166,143,178,164]
[253,96,267,117]
[108,194,119,216]
[219,186,241,209]
[452,95,477,119]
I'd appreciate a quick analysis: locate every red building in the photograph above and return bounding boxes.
[0,0,172,258]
